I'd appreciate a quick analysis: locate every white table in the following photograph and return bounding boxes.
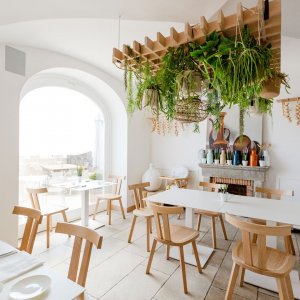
[219,194,300,299]
[146,188,225,267]
[0,242,84,299]
[52,179,115,229]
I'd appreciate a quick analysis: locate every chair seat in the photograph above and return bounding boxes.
[41,204,69,216]
[133,207,154,218]
[232,241,295,277]
[97,193,121,201]
[169,225,199,245]
[195,209,221,217]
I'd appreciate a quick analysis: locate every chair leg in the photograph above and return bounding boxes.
[179,246,188,294]
[219,214,228,240]
[276,277,289,300]
[93,199,100,220]
[49,215,52,232]
[146,218,151,252]
[146,239,157,274]
[191,240,202,273]
[118,197,126,220]
[197,214,202,231]
[239,267,245,287]
[166,245,170,260]
[149,217,152,234]
[128,215,137,243]
[285,274,294,300]
[61,211,71,237]
[46,215,50,248]
[106,201,109,215]
[211,216,217,249]
[225,263,240,300]
[108,200,112,225]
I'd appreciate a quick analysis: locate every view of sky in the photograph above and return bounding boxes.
[20,86,103,157]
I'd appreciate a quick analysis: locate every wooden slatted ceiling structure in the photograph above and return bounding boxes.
[112,0,281,72]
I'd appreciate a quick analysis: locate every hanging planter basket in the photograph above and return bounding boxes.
[260,77,281,99]
[174,98,208,123]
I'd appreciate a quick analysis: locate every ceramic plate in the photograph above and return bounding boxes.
[9,275,51,300]
[170,166,189,179]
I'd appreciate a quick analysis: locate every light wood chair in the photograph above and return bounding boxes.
[92,175,126,225]
[146,203,202,294]
[128,182,153,252]
[252,187,295,255]
[55,222,102,287]
[27,187,69,248]
[12,206,43,254]
[195,182,228,249]
[225,213,295,300]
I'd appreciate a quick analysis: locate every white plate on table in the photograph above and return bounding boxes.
[9,275,51,299]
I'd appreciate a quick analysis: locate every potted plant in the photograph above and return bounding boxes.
[226,148,233,165]
[77,165,83,182]
[242,148,248,166]
[219,184,228,202]
[214,148,220,165]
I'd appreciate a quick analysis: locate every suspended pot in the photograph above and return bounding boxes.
[143,88,160,114]
[178,71,203,99]
[174,98,208,123]
[260,77,281,99]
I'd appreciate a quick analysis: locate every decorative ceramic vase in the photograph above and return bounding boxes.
[214,159,220,165]
[249,150,258,167]
[263,150,270,166]
[207,149,214,164]
[198,149,206,163]
[220,193,228,202]
[201,158,207,164]
[142,163,162,191]
[233,150,240,166]
[220,149,226,165]
[227,160,232,166]
[242,160,248,166]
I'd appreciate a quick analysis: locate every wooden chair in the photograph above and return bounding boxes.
[252,187,295,255]
[55,223,102,287]
[27,187,69,248]
[12,206,42,254]
[225,213,295,300]
[128,182,153,252]
[146,203,202,294]
[195,182,228,249]
[160,176,189,190]
[92,175,126,225]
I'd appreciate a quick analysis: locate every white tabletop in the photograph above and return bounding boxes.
[0,266,84,299]
[146,188,225,212]
[147,189,300,226]
[41,164,77,172]
[52,179,115,191]
[220,194,300,226]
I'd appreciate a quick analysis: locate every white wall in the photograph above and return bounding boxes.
[263,36,300,196]
[0,44,148,245]
[151,121,207,189]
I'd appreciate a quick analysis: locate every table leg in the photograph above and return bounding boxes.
[78,190,105,230]
[169,207,214,267]
[244,221,300,299]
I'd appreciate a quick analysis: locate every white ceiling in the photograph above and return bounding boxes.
[0,0,299,81]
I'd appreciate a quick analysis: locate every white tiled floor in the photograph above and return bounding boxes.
[31,210,300,300]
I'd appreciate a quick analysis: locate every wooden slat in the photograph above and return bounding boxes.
[112,0,281,71]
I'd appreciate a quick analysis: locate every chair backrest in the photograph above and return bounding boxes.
[256,187,294,200]
[225,213,292,270]
[128,182,150,209]
[149,202,184,243]
[55,222,102,287]
[27,187,48,210]
[199,182,222,192]
[12,206,42,254]
[109,175,126,195]
[174,178,189,188]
